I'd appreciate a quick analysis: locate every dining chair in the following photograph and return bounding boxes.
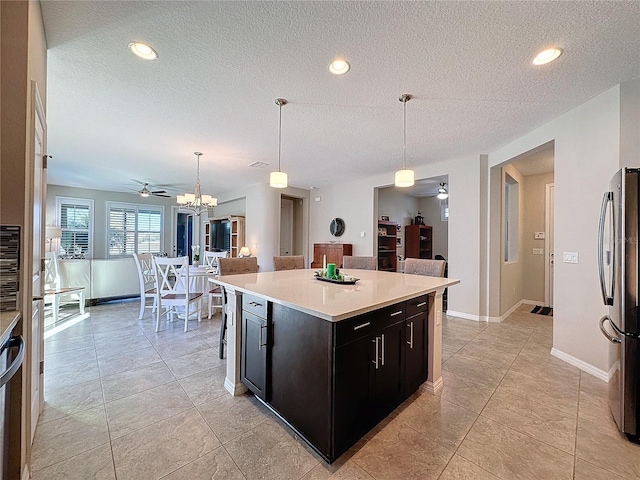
[217,256,259,358]
[153,256,203,332]
[342,255,377,270]
[132,252,157,320]
[273,255,305,271]
[403,258,446,277]
[44,252,85,323]
[204,250,229,319]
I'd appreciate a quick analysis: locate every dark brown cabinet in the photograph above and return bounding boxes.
[240,294,271,401]
[378,220,398,271]
[405,224,433,259]
[404,295,429,395]
[310,243,352,268]
[240,295,431,463]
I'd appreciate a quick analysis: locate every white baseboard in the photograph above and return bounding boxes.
[425,377,444,394]
[224,378,248,396]
[448,299,543,324]
[446,310,481,322]
[550,348,609,382]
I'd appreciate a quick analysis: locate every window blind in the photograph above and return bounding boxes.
[58,199,92,257]
[107,203,163,258]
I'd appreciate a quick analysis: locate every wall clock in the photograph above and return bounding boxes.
[330,218,345,237]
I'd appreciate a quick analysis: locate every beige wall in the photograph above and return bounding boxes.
[46,184,178,259]
[500,164,525,314]
[419,196,448,259]
[489,84,624,374]
[522,172,554,303]
[311,155,482,319]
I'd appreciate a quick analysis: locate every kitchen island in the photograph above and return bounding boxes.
[213,268,458,462]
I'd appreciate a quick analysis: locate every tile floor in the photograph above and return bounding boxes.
[31,301,640,479]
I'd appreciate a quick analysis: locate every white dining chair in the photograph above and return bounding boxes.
[204,251,228,319]
[132,252,157,320]
[153,256,203,332]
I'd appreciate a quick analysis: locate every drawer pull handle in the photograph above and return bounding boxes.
[249,301,262,307]
[416,302,427,308]
[372,337,379,369]
[354,322,370,331]
[390,310,403,317]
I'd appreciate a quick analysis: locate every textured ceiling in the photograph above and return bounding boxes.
[41,1,640,196]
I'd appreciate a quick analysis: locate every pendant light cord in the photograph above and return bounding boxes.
[278,102,283,173]
[403,97,407,170]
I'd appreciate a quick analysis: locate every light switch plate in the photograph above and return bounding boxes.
[533,248,544,255]
[534,232,545,239]
[563,252,579,263]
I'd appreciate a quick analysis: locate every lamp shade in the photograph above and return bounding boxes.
[394,169,415,188]
[238,246,251,257]
[270,171,288,188]
[46,226,62,239]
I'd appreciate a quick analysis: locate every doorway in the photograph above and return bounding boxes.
[279,196,304,257]
[174,211,193,260]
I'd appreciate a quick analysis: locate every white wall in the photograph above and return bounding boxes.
[488,85,622,375]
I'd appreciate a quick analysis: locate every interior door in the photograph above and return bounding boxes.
[280,198,293,256]
[31,83,46,441]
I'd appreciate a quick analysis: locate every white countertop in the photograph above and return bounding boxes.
[0,310,21,346]
[214,269,459,321]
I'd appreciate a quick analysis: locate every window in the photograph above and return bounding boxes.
[440,202,449,222]
[107,202,163,258]
[504,173,519,262]
[56,197,94,258]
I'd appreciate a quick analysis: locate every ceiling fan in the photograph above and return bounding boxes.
[127,181,171,198]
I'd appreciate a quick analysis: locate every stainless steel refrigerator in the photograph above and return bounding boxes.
[598,167,640,441]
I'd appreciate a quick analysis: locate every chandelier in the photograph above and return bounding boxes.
[177,152,217,216]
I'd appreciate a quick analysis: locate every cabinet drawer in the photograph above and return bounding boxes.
[405,294,429,317]
[334,304,405,347]
[243,293,269,319]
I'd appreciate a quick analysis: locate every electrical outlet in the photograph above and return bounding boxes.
[360,231,366,237]
[533,248,544,255]
[314,196,321,202]
[563,252,579,263]
[534,232,545,239]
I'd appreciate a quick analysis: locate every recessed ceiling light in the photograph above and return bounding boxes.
[532,47,563,66]
[329,58,350,75]
[128,42,158,60]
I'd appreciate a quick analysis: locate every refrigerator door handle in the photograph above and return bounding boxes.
[600,316,622,344]
[598,192,615,306]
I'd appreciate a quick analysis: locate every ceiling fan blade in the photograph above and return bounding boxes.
[152,193,171,197]
[151,190,167,194]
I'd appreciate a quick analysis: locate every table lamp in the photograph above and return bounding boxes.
[45,226,62,252]
[238,246,251,257]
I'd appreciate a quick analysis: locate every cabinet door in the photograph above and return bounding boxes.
[333,334,375,459]
[241,311,269,400]
[373,321,405,417]
[404,311,427,395]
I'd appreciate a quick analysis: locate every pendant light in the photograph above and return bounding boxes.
[437,182,449,199]
[395,94,415,187]
[270,98,288,188]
